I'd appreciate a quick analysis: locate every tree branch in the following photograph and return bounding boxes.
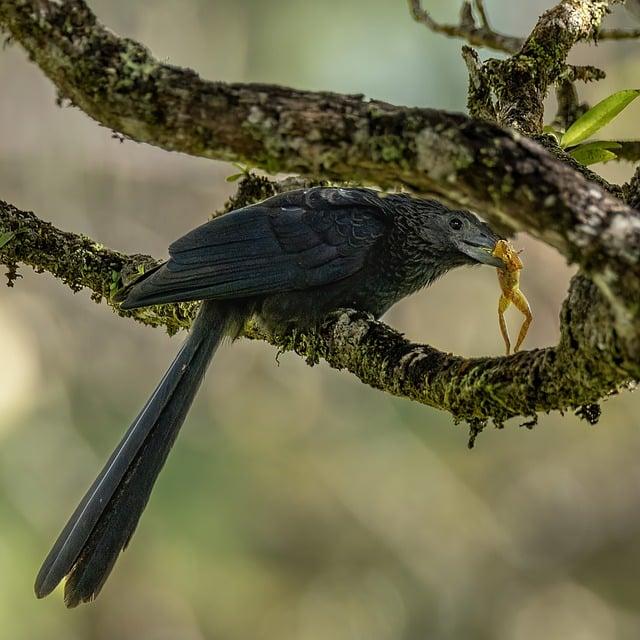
[408,1,639,54]
[0,0,638,425]
[597,26,640,40]
[476,1,620,134]
[408,0,523,54]
[624,165,640,209]
[0,199,195,334]
[613,140,640,162]
[0,192,632,429]
[0,3,633,263]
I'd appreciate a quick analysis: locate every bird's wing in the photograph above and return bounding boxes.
[121,188,388,308]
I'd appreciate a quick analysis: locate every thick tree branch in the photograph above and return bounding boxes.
[0,3,635,265]
[0,194,632,428]
[476,1,620,134]
[0,0,638,423]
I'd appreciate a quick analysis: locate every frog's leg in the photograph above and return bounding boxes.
[511,289,532,352]
[498,294,511,355]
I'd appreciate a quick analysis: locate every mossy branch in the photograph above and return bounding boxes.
[0,193,632,429]
[0,199,196,334]
[409,0,638,55]
[0,2,628,254]
[466,1,621,134]
[0,0,638,425]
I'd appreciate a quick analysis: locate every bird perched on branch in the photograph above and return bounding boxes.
[34,186,503,607]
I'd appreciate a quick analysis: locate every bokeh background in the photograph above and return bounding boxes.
[1,1,639,638]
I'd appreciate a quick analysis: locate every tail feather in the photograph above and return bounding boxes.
[35,301,227,606]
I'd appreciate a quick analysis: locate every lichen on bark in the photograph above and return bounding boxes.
[0,200,196,334]
[0,173,634,427]
[0,0,638,430]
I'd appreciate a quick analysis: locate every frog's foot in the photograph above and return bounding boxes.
[498,294,511,355]
[512,290,532,352]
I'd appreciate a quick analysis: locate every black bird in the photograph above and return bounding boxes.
[34,187,503,607]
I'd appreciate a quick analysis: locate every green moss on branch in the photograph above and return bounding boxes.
[0,200,195,334]
[0,189,634,427]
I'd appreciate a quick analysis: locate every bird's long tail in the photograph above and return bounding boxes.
[35,300,227,607]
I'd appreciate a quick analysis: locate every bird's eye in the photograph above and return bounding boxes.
[449,217,463,230]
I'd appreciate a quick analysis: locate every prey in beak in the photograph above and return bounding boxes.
[458,238,506,268]
[492,239,532,354]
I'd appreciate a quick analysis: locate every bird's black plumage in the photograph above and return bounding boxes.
[121,188,387,308]
[35,187,502,607]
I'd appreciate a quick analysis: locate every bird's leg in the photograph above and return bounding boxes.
[511,289,532,353]
[498,293,512,355]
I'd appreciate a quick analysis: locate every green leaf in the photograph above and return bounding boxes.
[0,231,15,249]
[570,141,619,165]
[575,140,621,151]
[225,172,244,183]
[560,89,640,148]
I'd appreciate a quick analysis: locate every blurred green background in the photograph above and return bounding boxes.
[1,1,639,638]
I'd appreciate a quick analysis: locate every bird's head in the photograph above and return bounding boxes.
[408,200,504,269]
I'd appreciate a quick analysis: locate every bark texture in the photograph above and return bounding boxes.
[0,0,638,430]
[0,175,633,429]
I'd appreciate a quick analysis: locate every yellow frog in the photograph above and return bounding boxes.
[492,239,532,355]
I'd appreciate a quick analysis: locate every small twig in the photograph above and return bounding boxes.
[408,0,640,53]
[552,78,589,131]
[550,64,607,133]
[624,164,640,209]
[564,65,606,83]
[597,27,640,41]
[614,140,640,163]
[459,2,475,30]
[473,0,491,29]
[461,45,496,121]
[408,0,523,54]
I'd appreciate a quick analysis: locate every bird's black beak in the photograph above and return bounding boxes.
[458,239,505,268]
